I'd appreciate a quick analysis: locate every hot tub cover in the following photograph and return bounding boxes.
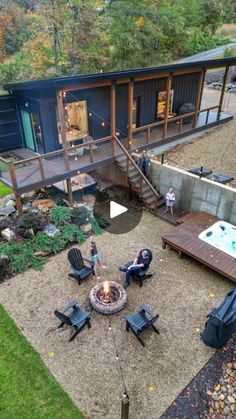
[201,288,236,348]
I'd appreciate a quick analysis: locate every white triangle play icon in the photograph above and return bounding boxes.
[110,201,128,219]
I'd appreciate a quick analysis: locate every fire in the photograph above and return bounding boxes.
[103,281,109,294]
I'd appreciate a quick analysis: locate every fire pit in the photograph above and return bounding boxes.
[89,281,127,314]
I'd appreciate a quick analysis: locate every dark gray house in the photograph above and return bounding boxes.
[0,56,235,212]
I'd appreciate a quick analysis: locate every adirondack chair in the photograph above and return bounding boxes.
[68,248,95,285]
[54,300,91,342]
[123,249,153,287]
[124,304,160,347]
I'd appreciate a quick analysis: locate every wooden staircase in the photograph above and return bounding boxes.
[115,153,165,213]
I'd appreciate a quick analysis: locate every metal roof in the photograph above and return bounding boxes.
[4,57,236,92]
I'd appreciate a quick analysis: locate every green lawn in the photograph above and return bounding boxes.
[0,305,84,419]
[0,182,12,198]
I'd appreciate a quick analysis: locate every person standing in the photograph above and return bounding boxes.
[90,240,106,278]
[165,187,175,215]
[138,150,150,177]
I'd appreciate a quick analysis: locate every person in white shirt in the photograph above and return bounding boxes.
[165,187,175,215]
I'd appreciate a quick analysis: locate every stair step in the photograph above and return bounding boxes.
[116,154,127,162]
[156,198,166,208]
[142,189,154,199]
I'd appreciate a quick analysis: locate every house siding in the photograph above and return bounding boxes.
[0,71,201,152]
[0,96,23,152]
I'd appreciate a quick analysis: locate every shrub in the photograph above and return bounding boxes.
[91,217,103,236]
[61,224,86,244]
[17,213,47,237]
[0,241,44,273]
[50,206,71,226]
[70,206,90,226]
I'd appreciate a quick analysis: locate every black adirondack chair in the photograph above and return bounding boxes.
[54,300,91,342]
[68,248,95,285]
[124,304,160,347]
[123,249,153,287]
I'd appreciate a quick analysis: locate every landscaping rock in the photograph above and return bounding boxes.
[1,228,15,242]
[80,223,92,233]
[43,223,59,237]
[0,206,16,216]
[22,203,32,213]
[32,199,55,210]
[5,199,15,207]
[21,191,36,199]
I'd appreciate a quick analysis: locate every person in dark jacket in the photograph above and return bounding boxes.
[119,249,151,289]
[138,150,150,177]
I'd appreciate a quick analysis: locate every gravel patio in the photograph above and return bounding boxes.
[0,211,233,418]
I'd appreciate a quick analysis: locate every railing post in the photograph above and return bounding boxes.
[163,72,172,138]
[217,65,229,121]
[110,81,116,155]
[8,162,17,188]
[89,143,93,163]
[128,79,134,150]
[192,68,205,128]
[38,156,45,179]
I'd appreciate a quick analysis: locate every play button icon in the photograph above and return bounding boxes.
[93,184,143,235]
[110,201,128,219]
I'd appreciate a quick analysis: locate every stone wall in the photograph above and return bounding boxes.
[150,160,236,224]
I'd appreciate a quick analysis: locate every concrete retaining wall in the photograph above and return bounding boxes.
[150,160,236,224]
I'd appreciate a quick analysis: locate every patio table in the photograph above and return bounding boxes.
[188,167,213,177]
[206,173,234,185]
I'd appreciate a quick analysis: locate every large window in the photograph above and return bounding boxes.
[58,100,89,144]
[156,90,174,117]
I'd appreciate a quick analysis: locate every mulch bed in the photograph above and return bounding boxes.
[160,334,236,419]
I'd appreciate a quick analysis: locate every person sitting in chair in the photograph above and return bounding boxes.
[119,249,151,289]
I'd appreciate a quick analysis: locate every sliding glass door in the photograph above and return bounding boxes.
[21,110,44,153]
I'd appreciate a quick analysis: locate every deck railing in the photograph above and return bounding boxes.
[114,135,161,209]
[0,104,223,190]
[1,135,112,188]
[132,105,220,143]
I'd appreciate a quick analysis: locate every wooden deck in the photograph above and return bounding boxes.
[162,212,236,283]
[0,110,232,194]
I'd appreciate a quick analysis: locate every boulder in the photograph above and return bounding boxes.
[1,228,15,242]
[5,199,16,208]
[80,223,92,233]
[22,203,32,213]
[0,206,16,217]
[21,191,36,199]
[32,199,55,210]
[178,103,195,124]
[43,223,59,237]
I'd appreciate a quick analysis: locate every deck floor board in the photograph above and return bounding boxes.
[162,212,236,283]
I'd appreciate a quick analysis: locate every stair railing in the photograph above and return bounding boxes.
[114,135,160,211]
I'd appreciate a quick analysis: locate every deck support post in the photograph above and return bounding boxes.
[56,90,69,171]
[128,79,134,150]
[110,81,116,155]
[66,178,73,207]
[192,68,205,128]
[163,73,172,139]
[217,65,229,121]
[15,193,22,216]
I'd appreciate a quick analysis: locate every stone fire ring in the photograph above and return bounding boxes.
[89,281,127,314]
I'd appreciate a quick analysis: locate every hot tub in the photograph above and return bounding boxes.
[198,221,236,259]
